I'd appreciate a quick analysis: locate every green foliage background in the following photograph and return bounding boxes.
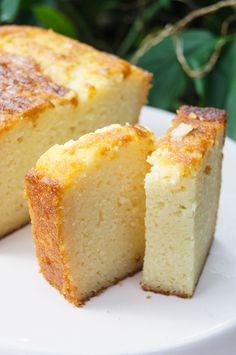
[0,0,236,140]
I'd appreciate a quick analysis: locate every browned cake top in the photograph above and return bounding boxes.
[0,25,133,80]
[177,105,227,124]
[0,25,150,91]
[0,53,73,131]
[0,25,151,133]
[149,106,227,175]
[34,124,156,185]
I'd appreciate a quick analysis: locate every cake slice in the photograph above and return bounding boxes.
[142,106,227,298]
[25,124,155,306]
[0,25,151,238]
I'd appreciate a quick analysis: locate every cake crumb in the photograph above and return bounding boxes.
[146,295,151,300]
[171,123,193,141]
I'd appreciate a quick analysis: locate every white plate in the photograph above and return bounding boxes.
[0,106,236,355]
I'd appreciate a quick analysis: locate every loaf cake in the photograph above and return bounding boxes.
[25,124,155,306]
[0,25,151,238]
[142,106,227,298]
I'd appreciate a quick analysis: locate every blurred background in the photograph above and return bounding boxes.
[0,0,236,139]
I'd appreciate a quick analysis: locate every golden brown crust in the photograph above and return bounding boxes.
[150,106,227,175]
[25,169,79,306]
[0,25,150,81]
[0,53,74,133]
[35,124,156,184]
[178,105,227,124]
[77,124,154,150]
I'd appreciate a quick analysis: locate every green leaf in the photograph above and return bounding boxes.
[188,57,206,98]
[1,0,20,22]
[206,42,236,140]
[33,5,78,38]
[95,0,121,12]
[118,0,171,57]
[144,0,171,21]
[118,19,143,57]
[74,0,120,17]
[137,29,218,110]
[183,30,218,100]
[137,36,187,109]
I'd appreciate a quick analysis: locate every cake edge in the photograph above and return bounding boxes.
[25,169,79,305]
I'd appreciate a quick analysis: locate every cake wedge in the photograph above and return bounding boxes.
[25,124,155,306]
[142,106,227,298]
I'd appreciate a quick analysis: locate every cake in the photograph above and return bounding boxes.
[142,106,227,298]
[25,124,155,306]
[0,25,151,238]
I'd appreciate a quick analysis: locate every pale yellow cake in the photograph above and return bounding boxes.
[142,106,227,298]
[0,25,151,238]
[25,124,156,306]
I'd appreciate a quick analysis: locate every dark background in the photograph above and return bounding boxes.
[1,0,236,139]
